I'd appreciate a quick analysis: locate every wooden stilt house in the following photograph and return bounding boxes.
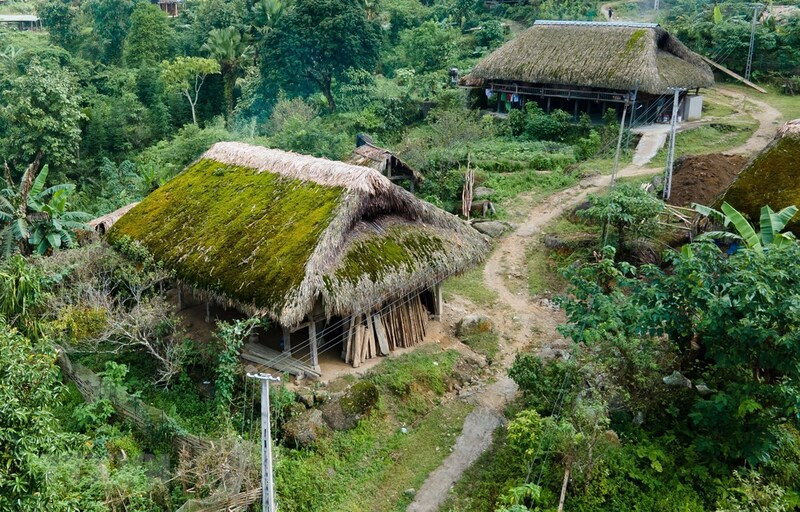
[461,21,715,126]
[108,142,489,378]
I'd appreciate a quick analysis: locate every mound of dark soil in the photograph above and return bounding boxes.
[668,154,747,208]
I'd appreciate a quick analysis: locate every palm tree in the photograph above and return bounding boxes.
[0,45,27,78]
[203,27,253,126]
[0,156,91,257]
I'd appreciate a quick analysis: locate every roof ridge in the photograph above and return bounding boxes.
[534,20,659,28]
[203,141,392,194]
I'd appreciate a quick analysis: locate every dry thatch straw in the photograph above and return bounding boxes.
[88,202,139,234]
[464,21,714,95]
[110,142,489,328]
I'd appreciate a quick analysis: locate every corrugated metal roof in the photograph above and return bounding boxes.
[0,14,40,22]
[534,20,659,29]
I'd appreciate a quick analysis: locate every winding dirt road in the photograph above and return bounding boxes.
[407,88,780,512]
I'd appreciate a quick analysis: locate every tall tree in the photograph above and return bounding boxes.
[0,63,84,173]
[260,0,381,111]
[161,57,221,125]
[37,0,80,51]
[124,2,173,66]
[203,27,253,125]
[89,0,135,64]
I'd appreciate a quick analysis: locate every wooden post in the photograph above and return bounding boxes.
[433,285,443,321]
[309,319,320,373]
[177,285,184,310]
[282,326,291,354]
[205,301,211,323]
[341,318,350,360]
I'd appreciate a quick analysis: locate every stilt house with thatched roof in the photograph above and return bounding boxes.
[108,142,488,378]
[462,20,715,126]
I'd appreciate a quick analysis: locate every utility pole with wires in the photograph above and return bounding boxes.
[663,87,685,201]
[745,4,763,81]
[248,372,281,512]
[602,96,631,246]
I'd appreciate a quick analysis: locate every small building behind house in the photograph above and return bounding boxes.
[0,14,42,31]
[346,134,423,193]
[108,142,489,379]
[152,0,182,17]
[461,20,715,126]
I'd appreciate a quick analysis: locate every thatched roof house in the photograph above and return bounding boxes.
[720,119,800,234]
[346,136,423,192]
[109,142,488,375]
[463,21,714,125]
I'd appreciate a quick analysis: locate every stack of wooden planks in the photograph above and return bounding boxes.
[344,294,428,367]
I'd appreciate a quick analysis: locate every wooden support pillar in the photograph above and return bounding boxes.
[309,320,320,373]
[433,285,443,321]
[177,285,184,310]
[282,326,291,354]
[546,96,552,113]
[341,318,350,360]
[204,301,211,323]
[573,100,579,121]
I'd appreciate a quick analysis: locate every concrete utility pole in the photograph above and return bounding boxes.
[663,87,685,201]
[745,4,763,81]
[610,97,630,188]
[247,372,281,512]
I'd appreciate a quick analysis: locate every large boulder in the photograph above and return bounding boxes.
[472,220,510,238]
[455,315,493,337]
[720,120,800,234]
[283,408,328,449]
[473,186,496,199]
[321,381,379,431]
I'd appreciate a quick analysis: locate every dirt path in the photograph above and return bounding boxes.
[407,86,778,512]
[407,168,656,512]
[716,87,782,155]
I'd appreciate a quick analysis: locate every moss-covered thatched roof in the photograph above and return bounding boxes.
[463,20,714,95]
[109,142,488,326]
[720,119,800,234]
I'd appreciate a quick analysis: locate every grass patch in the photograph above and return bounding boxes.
[720,82,800,121]
[484,169,579,217]
[275,346,476,512]
[654,122,756,161]
[526,248,565,297]
[460,331,500,363]
[442,265,497,307]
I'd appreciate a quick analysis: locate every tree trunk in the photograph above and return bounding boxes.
[322,79,336,112]
[223,71,235,127]
[185,91,198,125]
[558,464,571,512]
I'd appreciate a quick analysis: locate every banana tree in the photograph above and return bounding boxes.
[0,157,91,257]
[693,201,798,249]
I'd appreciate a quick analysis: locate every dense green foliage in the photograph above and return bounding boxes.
[2,0,799,508]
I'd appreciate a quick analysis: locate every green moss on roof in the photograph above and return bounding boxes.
[109,158,344,310]
[722,135,800,234]
[334,226,446,285]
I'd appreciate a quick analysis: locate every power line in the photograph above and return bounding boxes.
[745,4,764,81]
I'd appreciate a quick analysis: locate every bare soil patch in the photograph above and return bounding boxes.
[668,154,748,207]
